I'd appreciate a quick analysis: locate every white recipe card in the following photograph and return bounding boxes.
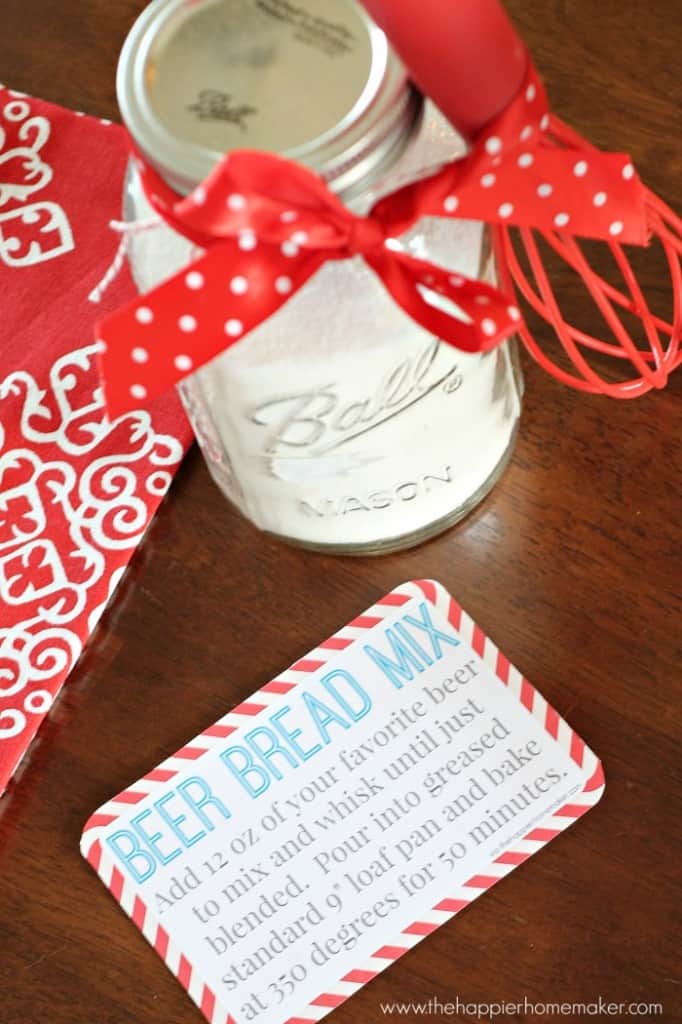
[82,580,605,1024]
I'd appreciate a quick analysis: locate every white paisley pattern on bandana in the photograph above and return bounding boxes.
[0,88,74,267]
[0,342,184,742]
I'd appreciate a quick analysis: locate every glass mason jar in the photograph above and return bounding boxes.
[118,0,523,555]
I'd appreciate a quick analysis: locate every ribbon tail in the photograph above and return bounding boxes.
[96,240,326,420]
[365,248,521,353]
[372,56,649,247]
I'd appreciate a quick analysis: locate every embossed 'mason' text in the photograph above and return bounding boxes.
[300,467,456,518]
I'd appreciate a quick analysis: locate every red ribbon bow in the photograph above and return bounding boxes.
[97,61,647,418]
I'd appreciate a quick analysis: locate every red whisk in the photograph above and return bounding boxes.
[495,114,682,397]
[362,0,682,399]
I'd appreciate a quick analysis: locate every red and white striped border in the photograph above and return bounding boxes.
[81,579,605,1024]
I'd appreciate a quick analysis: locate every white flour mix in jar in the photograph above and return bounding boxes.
[118,0,523,553]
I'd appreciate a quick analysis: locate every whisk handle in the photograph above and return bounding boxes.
[360,0,528,139]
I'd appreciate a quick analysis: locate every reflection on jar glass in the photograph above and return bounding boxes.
[118,0,523,554]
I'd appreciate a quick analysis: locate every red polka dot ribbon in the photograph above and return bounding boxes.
[97,61,648,418]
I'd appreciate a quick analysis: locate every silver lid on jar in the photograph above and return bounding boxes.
[117,0,421,197]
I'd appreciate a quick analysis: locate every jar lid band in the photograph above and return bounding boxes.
[117,0,420,197]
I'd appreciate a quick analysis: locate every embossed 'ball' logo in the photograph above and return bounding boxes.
[187,90,257,132]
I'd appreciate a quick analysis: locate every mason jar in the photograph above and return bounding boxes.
[117,0,523,555]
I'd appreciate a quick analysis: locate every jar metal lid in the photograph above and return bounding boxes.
[117,0,422,197]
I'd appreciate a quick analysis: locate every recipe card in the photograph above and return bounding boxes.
[82,580,604,1024]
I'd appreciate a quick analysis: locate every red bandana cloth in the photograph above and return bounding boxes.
[0,85,191,796]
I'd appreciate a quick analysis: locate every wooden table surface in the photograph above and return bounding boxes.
[1,2,680,1022]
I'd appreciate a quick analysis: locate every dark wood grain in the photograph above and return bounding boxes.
[1,2,680,1022]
